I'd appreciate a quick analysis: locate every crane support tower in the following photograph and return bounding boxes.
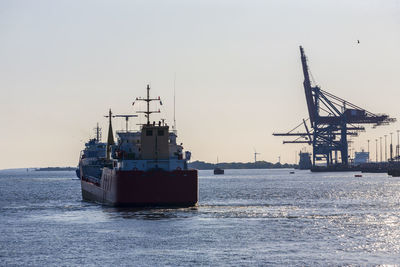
[274,46,395,167]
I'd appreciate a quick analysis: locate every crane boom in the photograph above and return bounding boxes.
[300,46,317,125]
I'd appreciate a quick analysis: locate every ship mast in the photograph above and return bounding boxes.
[94,123,101,142]
[104,109,115,160]
[133,84,162,125]
[173,74,177,133]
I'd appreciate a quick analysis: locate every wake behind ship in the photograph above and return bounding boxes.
[77,85,198,207]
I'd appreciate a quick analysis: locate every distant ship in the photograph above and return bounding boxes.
[213,157,224,175]
[213,168,224,175]
[388,166,400,177]
[298,152,312,170]
[77,85,198,207]
[77,124,107,181]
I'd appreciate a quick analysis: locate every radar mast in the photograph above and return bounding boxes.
[133,84,162,125]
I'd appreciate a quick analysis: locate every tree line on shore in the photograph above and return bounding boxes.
[188,160,296,170]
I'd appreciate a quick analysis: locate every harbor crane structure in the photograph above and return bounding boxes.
[274,46,395,167]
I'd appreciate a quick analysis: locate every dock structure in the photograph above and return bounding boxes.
[274,46,395,168]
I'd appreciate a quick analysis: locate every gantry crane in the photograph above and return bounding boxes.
[274,46,395,167]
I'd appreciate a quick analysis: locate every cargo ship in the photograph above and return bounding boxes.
[77,123,107,181]
[78,85,198,207]
[298,152,312,170]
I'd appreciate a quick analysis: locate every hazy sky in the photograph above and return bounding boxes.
[1,0,399,169]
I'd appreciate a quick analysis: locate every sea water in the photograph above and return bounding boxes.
[1,169,400,265]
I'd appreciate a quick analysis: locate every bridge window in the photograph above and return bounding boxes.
[146,129,153,136]
[158,130,164,136]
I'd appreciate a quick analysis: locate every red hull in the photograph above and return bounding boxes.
[81,168,198,207]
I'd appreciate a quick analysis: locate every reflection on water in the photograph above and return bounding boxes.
[1,169,400,265]
[103,206,199,220]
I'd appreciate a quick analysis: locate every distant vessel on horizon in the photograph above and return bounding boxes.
[213,168,224,175]
[298,152,312,170]
[35,167,77,171]
[77,85,198,207]
[213,157,224,175]
[77,124,107,181]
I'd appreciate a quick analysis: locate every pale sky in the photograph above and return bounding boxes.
[1,0,399,169]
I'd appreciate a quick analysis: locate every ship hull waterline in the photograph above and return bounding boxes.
[81,169,198,207]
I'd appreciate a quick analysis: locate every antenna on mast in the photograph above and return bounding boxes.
[173,73,177,133]
[94,123,102,142]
